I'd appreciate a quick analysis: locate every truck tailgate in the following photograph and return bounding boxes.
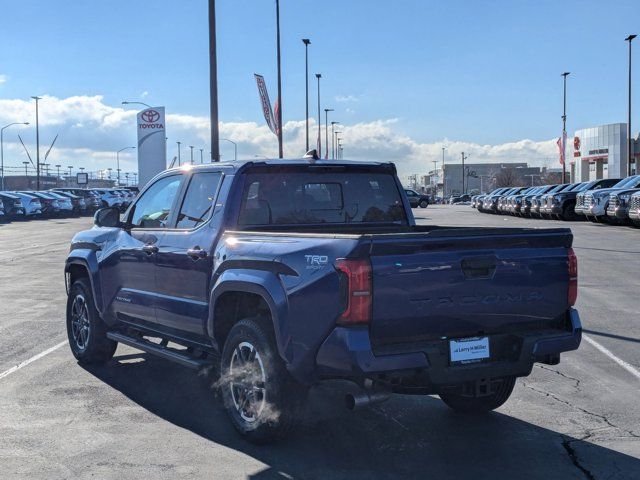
[366,227,573,350]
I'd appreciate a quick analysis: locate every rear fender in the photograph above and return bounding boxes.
[209,268,290,362]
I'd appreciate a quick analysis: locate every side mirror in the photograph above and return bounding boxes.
[94,207,122,228]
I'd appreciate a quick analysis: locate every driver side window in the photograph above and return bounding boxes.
[129,175,182,229]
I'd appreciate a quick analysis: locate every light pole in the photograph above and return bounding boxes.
[31,96,42,190]
[122,100,151,109]
[324,108,333,159]
[68,165,73,184]
[133,173,138,185]
[316,74,322,154]
[334,131,341,159]
[274,0,283,158]
[189,145,194,164]
[222,138,237,161]
[441,147,446,197]
[303,39,311,151]
[626,35,637,175]
[107,167,113,179]
[208,0,220,161]
[23,161,29,178]
[200,148,204,164]
[461,152,470,195]
[55,164,61,186]
[1,121,29,190]
[117,146,135,186]
[561,72,570,183]
[331,122,340,159]
[176,141,182,166]
[432,160,438,195]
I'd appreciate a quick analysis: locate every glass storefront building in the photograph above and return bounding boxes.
[572,123,638,181]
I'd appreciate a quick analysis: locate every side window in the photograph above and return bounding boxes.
[130,175,182,229]
[176,172,223,229]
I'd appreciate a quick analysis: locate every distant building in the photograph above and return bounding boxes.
[571,123,639,181]
[439,163,542,197]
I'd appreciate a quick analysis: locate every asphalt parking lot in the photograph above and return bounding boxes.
[1,207,639,480]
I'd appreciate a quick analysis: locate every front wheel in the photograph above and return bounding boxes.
[439,376,516,413]
[66,278,117,364]
[220,317,306,443]
[419,200,429,208]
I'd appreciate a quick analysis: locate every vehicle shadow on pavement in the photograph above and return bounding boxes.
[82,353,640,480]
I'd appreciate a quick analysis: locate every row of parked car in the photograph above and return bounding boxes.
[0,187,137,222]
[472,174,640,226]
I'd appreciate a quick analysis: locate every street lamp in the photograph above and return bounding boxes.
[200,148,204,164]
[189,145,194,164]
[441,146,446,197]
[209,0,220,162]
[324,108,333,159]
[31,96,42,190]
[1,121,29,190]
[23,161,29,178]
[117,146,135,186]
[122,100,152,109]
[222,138,237,161]
[68,166,73,183]
[302,39,311,151]
[55,164,61,186]
[315,74,322,154]
[561,72,570,183]
[625,35,637,175]
[461,152,470,195]
[176,141,182,166]
[275,0,283,158]
[107,167,113,179]
[331,121,340,159]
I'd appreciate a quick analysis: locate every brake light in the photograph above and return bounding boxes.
[568,248,578,306]
[335,258,372,325]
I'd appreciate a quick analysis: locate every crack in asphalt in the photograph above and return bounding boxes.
[535,365,582,389]
[562,435,597,480]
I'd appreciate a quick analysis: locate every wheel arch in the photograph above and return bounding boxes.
[65,254,103,314]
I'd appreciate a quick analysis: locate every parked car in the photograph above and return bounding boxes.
[537,184,573,218]
[521,185,555,218]
[628,191,640,226]
[450,194,471,204]
[20,191,61,216]
[606,188,640,224]
[0,201,5,221]
[505,187,536,215]
[580,175,640,223]
[65,159,581,443]
[53,188,101,212]
[481,187,515,213]
[11,191,43,217]
[45,191,75,216]
[91,188,124,209]
[404,189,430,208]
[0,192,27,220]
[51,190,86,215]
[546,179,619,221]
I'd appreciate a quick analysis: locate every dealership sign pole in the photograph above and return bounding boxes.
[561,72,570,183]
[136,107,166,188]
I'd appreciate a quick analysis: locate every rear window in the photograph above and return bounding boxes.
[238,170,407,226]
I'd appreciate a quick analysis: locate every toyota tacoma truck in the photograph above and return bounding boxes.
[65,157,581,443]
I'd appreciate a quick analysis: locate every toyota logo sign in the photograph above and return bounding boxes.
[141,109,160,123]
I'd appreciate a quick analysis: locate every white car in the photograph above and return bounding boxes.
[11,192,43,216]
[91,189,123,209]
[583,175,640,222]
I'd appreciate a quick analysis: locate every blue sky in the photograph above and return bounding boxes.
[0,0,639,175]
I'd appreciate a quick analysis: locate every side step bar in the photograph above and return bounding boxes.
[107,332,213,370]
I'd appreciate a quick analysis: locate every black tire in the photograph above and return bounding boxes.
[66,278,117,364]
[419,200,429,208]
[220,317,306,443]
[439,376,516,413]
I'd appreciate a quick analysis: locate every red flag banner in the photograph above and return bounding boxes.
[273,97,281,136]
[557,134,566,166]
[254,74,277,136]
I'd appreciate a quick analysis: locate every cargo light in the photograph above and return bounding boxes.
[335,258,372,325]
[568,248,578,306]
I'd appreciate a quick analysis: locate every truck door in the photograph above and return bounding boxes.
[154,171,224,342]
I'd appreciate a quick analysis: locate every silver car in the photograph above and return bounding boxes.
[11,191,43,217]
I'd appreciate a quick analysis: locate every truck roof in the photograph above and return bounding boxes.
[164,158,394,174]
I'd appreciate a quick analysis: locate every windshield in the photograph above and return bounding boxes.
[613,176,640,188]
[238,169,408,227]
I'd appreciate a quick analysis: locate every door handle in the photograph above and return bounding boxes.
[187,247,207,260]
[142,244,159,255]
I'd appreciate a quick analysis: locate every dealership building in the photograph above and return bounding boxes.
[571,123,639,181]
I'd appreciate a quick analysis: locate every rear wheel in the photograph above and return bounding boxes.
[440,376,516,413]
[419,200,429,208]
[66,278,117,364]
[220,317,306,443]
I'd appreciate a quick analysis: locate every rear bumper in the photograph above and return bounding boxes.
[315,309,582,389]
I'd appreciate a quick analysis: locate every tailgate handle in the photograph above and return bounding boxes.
[461,256,497,279]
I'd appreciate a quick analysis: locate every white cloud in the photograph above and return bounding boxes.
[0,94,560,178]
[140,91,149,98]
[0,74,7,85]
[335,94,361,103]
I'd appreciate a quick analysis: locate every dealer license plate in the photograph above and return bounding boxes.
[449,336,490,364]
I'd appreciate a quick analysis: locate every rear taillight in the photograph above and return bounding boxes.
[335,258,372,325]
[568,248,578,306]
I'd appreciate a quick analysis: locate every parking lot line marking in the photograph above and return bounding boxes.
[0,341,67,381]
[0,241,69,256]
[583,334,640,382]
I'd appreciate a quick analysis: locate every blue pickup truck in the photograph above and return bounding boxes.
[65,158,581,442]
